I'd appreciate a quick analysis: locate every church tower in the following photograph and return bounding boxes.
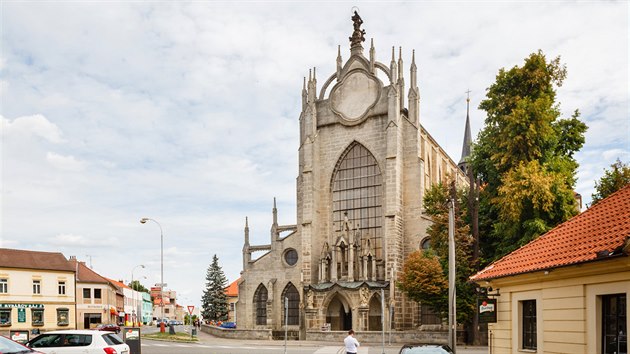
[237,11,468,339]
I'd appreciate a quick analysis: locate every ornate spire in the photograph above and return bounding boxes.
[458,90,473,172]
[349,10,366,55]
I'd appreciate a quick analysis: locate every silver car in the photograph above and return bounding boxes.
[26,330,129,354]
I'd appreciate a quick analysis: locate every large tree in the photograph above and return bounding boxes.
[201,254,229,322]
[471,50,587,261]
[397,181,475,324]
[591,159,630,205]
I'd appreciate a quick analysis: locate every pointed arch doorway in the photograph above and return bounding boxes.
[326,294,352,330]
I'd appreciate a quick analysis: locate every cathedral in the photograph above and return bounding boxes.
[236,12,470,339]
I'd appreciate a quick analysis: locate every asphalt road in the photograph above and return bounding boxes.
[137,326,488,354]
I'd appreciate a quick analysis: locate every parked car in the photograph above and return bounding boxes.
[94,323,121,334]
[398,344,454,354]
[167,320,178,326]
[0,335,44,354]
[26,329,129,354]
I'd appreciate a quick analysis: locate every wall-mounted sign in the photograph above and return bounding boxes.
[17,308,26,323]
[0,303,44,309]
[10,330,29,344]
[478,298,497,323]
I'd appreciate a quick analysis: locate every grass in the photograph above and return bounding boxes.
[142,331,199,342]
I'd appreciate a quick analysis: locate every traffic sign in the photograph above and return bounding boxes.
[187,306,195,315]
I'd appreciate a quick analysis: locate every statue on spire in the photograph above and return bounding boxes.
[349,11,366,48]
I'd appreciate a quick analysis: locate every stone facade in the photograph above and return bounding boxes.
[237,13,467,337]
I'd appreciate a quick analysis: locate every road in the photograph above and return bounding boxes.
[137,325,489,354]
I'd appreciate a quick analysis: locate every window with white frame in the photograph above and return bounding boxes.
[521,300,537,350]
[58,281,66,295]
[0,278,7,293]
[33,280,41,294]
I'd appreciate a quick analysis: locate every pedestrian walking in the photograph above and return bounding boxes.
[344,329,360,354]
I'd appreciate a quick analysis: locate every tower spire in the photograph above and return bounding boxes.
[458,90,473,173]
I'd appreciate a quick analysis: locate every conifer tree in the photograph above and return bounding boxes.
[201,254,229,322]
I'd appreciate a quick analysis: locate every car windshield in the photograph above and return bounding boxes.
[0,336,33,353]
[401,346,451,354]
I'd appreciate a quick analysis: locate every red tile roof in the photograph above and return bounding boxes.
[69,259,110,284]
[0,248,75,272]
[225,278,239,297]
[471,184,630,281]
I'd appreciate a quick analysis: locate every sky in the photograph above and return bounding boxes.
[1,2,628,310]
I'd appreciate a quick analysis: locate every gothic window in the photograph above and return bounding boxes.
[282,283,300,326]
[254,284,268,325]
[332,143,383,259]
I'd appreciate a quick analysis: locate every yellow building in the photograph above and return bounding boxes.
[471,185,630,354]
[0,249,77,334]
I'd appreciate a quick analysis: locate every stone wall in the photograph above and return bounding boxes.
[200,324,272,340]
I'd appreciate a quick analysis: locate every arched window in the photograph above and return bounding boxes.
[420,237,431,251]
[282,283,300,326]
[254,284,268,325]
[332,143,383,259]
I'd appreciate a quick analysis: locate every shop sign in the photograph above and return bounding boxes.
[478,298,497,323]
[0,303,44,309]
[17,308,26,323]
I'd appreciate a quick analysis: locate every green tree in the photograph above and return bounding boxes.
[591,159,630,205]
[201,254,229,322]
[471,50,587,261]
[397,181,475,324]
[127,280,148,293]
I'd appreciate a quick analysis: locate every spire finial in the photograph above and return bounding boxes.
[309,69,312,81]
[349,9,366,54]
[303,77,306,90]
[313,67,316,80]
[412,49,416,65]
[245,216,249,228]
[398,46,402,60]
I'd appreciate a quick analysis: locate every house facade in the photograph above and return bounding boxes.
[237,11,468,337]
[471,185,630,354]
[0,249,76,333]
[69,256,119,328]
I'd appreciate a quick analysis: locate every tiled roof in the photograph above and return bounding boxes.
[104,277,131,290]
[471,184,630,281]
[70,259,110,283]
[0,248,75,272]
[225,278,239,297]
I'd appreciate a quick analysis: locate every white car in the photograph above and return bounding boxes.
[26,330,129,354]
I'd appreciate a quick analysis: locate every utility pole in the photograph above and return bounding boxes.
[448,198,457,353]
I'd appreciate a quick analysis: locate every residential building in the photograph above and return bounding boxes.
[0,249,76,333]
[69,256,118,328]
[237,11,468,337]
[226,278,239,323]
[142,292,152,324]
[152,289,177,320]
[471,185,630,354]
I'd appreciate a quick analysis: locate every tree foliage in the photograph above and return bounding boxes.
[127,280,148,293]
[471,50,587,261]
[591,159,630,205]
[398,181,475,324]
[201,254,229,322]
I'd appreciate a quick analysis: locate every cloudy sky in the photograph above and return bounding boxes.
[1,2,628,309]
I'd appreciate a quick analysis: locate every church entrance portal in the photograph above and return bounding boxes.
[326,295,352,330]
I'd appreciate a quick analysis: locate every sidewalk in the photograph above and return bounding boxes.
[193,329,488,353]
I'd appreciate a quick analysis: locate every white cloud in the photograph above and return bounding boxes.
[1,114,64,143]
[46,152,85,171]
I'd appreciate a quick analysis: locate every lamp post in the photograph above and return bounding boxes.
[131,264,145,326]
[140,217,165,332]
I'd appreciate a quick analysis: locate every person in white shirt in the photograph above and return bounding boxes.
[344,329,360,354]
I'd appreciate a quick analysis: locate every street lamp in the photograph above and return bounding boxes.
[140,217,165,332]
[131,264,145,326]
